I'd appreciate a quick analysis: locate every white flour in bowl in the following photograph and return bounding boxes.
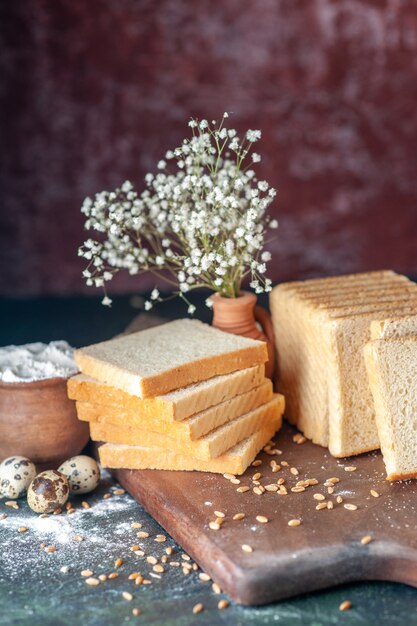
[0,340,78,383]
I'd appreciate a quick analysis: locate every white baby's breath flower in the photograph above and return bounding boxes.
[270,219,279,229]
[261,251,271,262]
[187,304,196,315]
[246,129,261,142]
[251,153,261,163]
[151,288,160,300]
[144,301,153,311]
[157,160,166,169]
[223,112,229,118]
[102,296,112,306]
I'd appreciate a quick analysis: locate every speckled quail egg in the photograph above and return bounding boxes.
[0,456,37,499]
[27,470,69,513]
[58,455,100,495]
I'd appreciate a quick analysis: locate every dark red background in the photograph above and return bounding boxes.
[1,0,417,297]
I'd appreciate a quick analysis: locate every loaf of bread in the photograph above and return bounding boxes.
[74,319,268,398]
[77,379,273,440]
[370,314,417,341]
[270,271,417,457]
[98,415,282,475]
[364,337,417,480]
[89,394,284,461]
[68,365,265,422]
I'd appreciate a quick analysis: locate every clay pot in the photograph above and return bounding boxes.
[0,377,89,467]
[210,291,275,379]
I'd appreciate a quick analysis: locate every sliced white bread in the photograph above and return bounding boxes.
[276,270,408,293]
[364,337,417,480]
[68,365,265,421]
[89,394,284,461]
[74,319,268,398]
[98,413,283,475]
[370,314,417,340]
[76,379,274,440]
[271,278,417,448]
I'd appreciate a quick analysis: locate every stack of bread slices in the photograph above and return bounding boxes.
[270,270,417,479]
[69,319,285,475]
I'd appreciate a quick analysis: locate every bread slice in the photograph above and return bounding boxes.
[68,365,265,422]
[77,380,274,440]
[271,277,417,447]
[370,314,417,341]
[74,319,268,398]
[364,337,417,480]
[275,270,408,293]
[89,394,284,461]
[98,415,283,475]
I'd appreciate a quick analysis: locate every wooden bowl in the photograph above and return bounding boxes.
[0,377,89,467]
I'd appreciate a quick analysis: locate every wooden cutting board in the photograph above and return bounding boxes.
[114,421,417,605]
[111,314,417,605]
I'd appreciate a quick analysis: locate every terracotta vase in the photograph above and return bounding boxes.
[210,291,275,379]
[0,377,90,468]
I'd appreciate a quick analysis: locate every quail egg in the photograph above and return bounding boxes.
[27,469,69,513]
[58,455,100,494]
[0,456,37,499]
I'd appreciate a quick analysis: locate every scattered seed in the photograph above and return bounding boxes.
[132,608,141,616]
[108,572,119,579]
[281,461,289,467]
[131,522,142,529]
[290,467,299,476]
[218,599,229,609]
[233,513,245,521]
[252,472,262,481]
[230,478,240,485]
[155,534,167,542]
[339,600,352,611]
[18,527,27,533]
[53,508,62,515]
[293,433,307,444]
[85,577,100,586]
[39,513,48,519]
[165,547,173,555]
[153,564,164,573]
[306,478,319,486]
[113,488,125,495]
[256,515,269,524]
[327,486,334,495]
[344,466,357,472]
[81,501,90,509]
[277,478,285,485]
[99,574,107,582]
[142,579,152,585]
[223,473,235,480]
[214,510,225,519]
[66,502,73,510]
[115,558,124,567]
[81,569,94,577]
[252,459,262,467]
[161,555,168,563]
[237,486,250,493]
[135,575,144,585]
[291,486,305,493]
[327,501,334,510]
[123,591,133,601]
[103,493,112,499]
[193,603,204,614]
[147,556,158,565]
[131,545,141,552]
[199,573,211,582]
[315,502,327,510]
[5,501,19,509]
[361,535,373,545]
[313,493,325,501]
[327,477,340,484]
[181,554,191,561]
[0,514,7,521]
[241,544,253,553]
[370,490,379,498]
[288,519,301,527]
[253,487,264,496]
[212,582,221,594]
[336,496,343,504]
[209,521,221,531]
[74,534,84,542]
[344,504,358,511]
[265,484,278,492]
[137,531,149,538]
[45,546,57,553]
